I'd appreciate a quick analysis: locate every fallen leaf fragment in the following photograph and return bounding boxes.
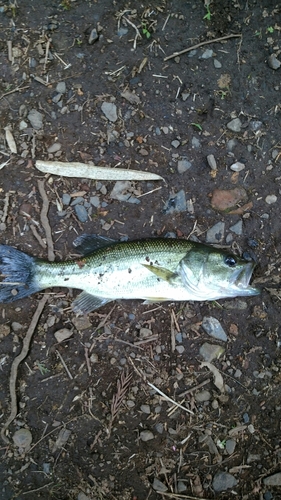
[4,126,17,154]
[35,160,163,181]
[201,361,225,392]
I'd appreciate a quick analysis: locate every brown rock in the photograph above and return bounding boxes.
[211,187,248,212]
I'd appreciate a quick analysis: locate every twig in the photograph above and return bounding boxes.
[164,33,242,61]
[157,492,209,500]
[147,382,194,415]
[123,16,142,49]
[30,224,47,249]
[56,349,73,380]
[0,84,30,101]
[1,295,48,444]
[37,180,55,261]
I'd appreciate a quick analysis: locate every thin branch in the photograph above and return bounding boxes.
[1,295,48,444]
[164,33,242,61]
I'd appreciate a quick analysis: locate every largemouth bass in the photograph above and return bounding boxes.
[0,235,259,314]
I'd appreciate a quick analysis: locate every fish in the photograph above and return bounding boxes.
[0,235,259,314]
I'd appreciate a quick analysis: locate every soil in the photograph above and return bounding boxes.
[1,1,281,499]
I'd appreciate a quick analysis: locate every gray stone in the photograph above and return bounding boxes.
[191,136,200,148]
[152,478,168,492]
[227,118,242,132]
[90,195,100,208]
[212,471,237,492]
[263,472,281,486]
[163,190,186,214]
[56,81,66,93]
[140,404,151,414]
[62,193,71,205]
[225,438,236,455]
[200,48,213,59]
[13,428,32,450]
[214,59,222,68]
[206,222,225,244]
[171,139,180,148]
[88,28,99,44]
[199,343,225,362]
[74,205,88,223]
[268,54,281,70]
[202,316,228,341]
[207,154,217,170]
[195,390,211,402]
[230,161,245,172]
[140,430,154,442]
[101,101,117,122]
[175,345,185,354]
[11,322,23,332]
[27,109,43,129]
[47,142,61,153]
[265,194,277,204]
[177,159,192,173]
[227,139,237,151]
[230,220,243,235]
[52,93,62,104]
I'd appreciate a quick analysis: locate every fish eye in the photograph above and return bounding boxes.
[224,255,237,267]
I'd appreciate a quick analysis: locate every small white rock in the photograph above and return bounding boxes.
[230,161,245,172]
[265,194,277,204]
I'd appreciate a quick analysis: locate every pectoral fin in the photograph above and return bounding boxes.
[72,291,112,314]
[142,263,177,282]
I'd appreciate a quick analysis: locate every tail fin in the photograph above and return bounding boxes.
[0,245,41,303]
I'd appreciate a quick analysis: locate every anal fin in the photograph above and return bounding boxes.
[72,291,112,314]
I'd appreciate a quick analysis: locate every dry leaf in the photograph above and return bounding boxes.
[201,362,225,392]
[4,126,17,154]
[217,73,231,89]
[35,160,163,181]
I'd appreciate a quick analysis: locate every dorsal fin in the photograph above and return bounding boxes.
[73,234,116,255]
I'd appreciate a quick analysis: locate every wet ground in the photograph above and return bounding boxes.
[1,1,281,499]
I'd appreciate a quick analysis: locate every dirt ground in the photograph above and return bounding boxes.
[1,1,281,499]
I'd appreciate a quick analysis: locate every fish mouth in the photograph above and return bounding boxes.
[232,262,260,295]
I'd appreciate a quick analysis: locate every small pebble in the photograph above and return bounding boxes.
[152,478,168,492]
[140,405,151,414]
[11,322,23,332]
[140,430,154,442]
[206,222,225,244]
[62,193,71,205]
[229,220,243,235]
[54,328,73,343]
[263,472,281,486]
[56,82,66,94]
[225,438,236,455]
[175,345,185,354]
[207,154,217,170]
[202,317,228,342]
[101,102,117,122]
[200,48,213,59]
[268,54,281,70]
[265,194,277,204]
[214,59,222,68]
[227,118,242,132]
[199,343,225,362]
[177,159,191,173]
[171,139,180,148]
[212,471,237,492]
[74,205,88,223]
[230,161,245,172]
[47,142,61,153]
[27,109,43,129]
[195,390,211,403]
[13,428,32,450]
